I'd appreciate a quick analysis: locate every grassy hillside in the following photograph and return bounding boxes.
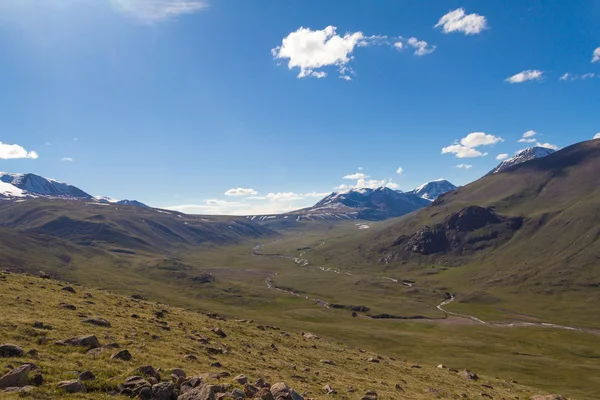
[0,272,553,399]
[307,139,600,327]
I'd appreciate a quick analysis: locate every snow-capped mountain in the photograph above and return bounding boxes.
[407,179,457,201]
[0,173,92,199]
[488,147,556,175]
[0,173,148,208]
[305,186,431,220]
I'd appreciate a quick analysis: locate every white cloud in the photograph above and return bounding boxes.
[460,132,504,147]
[456,164,472,169]
[206,199,241,206]
[394,42,403,50]
[358,167,364,170]
[272,26,365,78]
[61,157,73,162]
[385,181,400,189]
[442,144,487,158]
[396,167,404,175]
[518,130,537,143]
[536,142,559,151]
[442,132,503,158]
[224,187,258,197]
[592,47,600,63]
[406,37,436,56]
[339,75,352,81]
[594,133,600,140]
[495,154,509,160]
[110,0,207,22]
[559,72,597,81]
[0,142,38,159]
[505,70,543,83]
[343,172,369,180]
[434,8,488,35]
[266,192,305,201]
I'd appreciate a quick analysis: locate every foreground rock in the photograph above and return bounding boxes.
[459,369,479,380]
[0,344,24,358]
[0,364,30,389]
[531,396,566,400]
[111,349,132,361]
[270,382,304,400]
[55,335,100,349]
[179,384,219,400]
[57,379,87,393]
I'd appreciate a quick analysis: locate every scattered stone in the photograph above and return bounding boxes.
[137,365,161,381]
[212,328,227,338]
[59,303,77,310]
[323,384,337,395]
[530,396,566,400]
[171,368,187,379]
[0,344,24,358]
[31,372,43,386]
[366,358,379,363]
[103,342,120,349]
[33,321,52,330]
[86,348,104,357]
[3,385,34,393]
[111,349,132,361]
[178,384,218,400]
[320,359,336,366]
[0,364,30,389]
[119,376,152,397]
[459,370,479,380]
[57,379,86,393]
[152,381,175,400]
[210,362,222,368]
[83,293,93,298]
[270,382,303,400]
[255,387,274,400]
[231,388,246,399]
[301,332,318,340]
[232,374,248,384]
[411,364,422,369]
[437,364,446,369]
[244,383,258,397]
[81,318,111,327]
[79,371,96,381]
[184,354,198,360]
[55,335,100,349]
[395,384,404,391]
[61,286,77,294]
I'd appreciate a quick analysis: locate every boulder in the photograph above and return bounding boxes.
[119,376,151,397]
[3,386,35,393]
[323,384,337,395]
[59,302,77,310]
[270,382,303,400]
[79,371,96,381]
[530,396,566,400]
[244,383,258,397]
[301,332,318,340]
[231,388,246,399]
[178,384,218,400]
[61,286,77,293]
[171,368,187,379]
[31,372,43,386]
[55,335,100,349]
[459,370,479,380]
[0,344,24,358]
[81,318,111,327]
[233,374,248,384]
[254,387,274,400]
[152,381,175,400]
[57,379,86,393]
[212,328,227,338]
[137,365,161,381]
[111,349,132,361]
[0,364,30,389]
[320,360,336,366]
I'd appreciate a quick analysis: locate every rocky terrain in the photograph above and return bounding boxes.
[0,271,562,399]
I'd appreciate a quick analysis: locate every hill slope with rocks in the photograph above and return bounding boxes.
[0,271,559,399]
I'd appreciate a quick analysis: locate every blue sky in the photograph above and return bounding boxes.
[1,0,599,215]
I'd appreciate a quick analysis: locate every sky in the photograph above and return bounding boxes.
[1,0,599,215]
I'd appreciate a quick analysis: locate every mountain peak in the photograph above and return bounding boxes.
[488,146,556,175]
[408,180,457,201]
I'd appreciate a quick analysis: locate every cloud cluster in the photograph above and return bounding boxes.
[442,132,504,158]
[61,157,73,162]
[593,47,600,63]
[0,142,38,160]
[495,154,509,160]
[434,8,488,35]
[505,70,543,83]
[559,72,596,81]
[518,130,537,143]
[110,0,207,22]
[455,164,472,169]
[536,142,559,150]
[224,187,258,197]
[271,26,365,79]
